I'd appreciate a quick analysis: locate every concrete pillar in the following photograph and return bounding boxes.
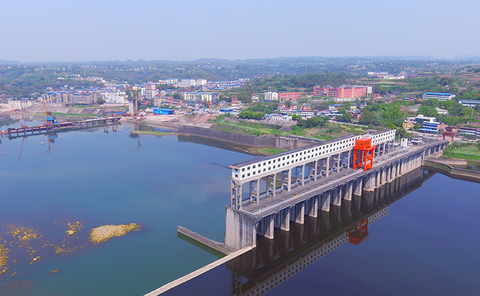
[375,170,381,187]
[364,172,376,191]
[266,176,270,195]
[354,178,363,196]
[333,187,342,206]
[314,160,318,181]
[309,196,318,217]
[321,192,331,212]
[249,181,253,202]
[288,168,292,191]
[344,181,353,201]
[336,153,341,172]
[265,215,274,239]
[273,173,277,197]
[301,164,305,186]
[256,178,260,202]
[281,208,290,231]
[347,150,351,168]
[295,203,305,224]
[326,157,330,177]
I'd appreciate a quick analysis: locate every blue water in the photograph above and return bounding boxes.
[161,171,480,296]
[1,118,480,296]
[270,174,480,296]
[0,121,253,295]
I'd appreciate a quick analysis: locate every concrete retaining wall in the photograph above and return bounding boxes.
[274,135,320,150]
[177,125,275,148]
[424,159,480,182]
[177,125,321,149]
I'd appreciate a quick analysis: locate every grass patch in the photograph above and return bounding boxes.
[130,131,174,136]
[444,143,480,160]
[256,148,287,155]
[211,119,286,136]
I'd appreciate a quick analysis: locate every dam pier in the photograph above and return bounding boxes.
[225,129,447,250]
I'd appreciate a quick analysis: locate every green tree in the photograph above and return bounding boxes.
[417,105,438,117]
[237,92,252,104]
[97,98,105,104]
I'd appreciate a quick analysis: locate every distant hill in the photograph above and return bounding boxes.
[0,60,21,65]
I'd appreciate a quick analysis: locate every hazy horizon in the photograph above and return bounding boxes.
[1,0,479,63]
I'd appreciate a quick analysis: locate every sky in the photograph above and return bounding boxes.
[0,0,479,62]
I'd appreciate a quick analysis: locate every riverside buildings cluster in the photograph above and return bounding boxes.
[39,77,248,107]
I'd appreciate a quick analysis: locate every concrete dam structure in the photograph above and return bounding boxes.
[225,129,447,250]
[226,167,433,296]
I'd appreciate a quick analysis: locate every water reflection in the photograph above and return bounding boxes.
[226,167,433,296]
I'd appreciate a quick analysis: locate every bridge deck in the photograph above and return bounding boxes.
[239,143,439,219]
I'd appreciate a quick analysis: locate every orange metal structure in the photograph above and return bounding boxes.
[353,138,376,171]
[348,219,369,245]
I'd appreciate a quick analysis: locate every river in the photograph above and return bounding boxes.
[0,117,479,296]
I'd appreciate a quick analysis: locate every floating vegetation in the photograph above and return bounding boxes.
[0,244,9,274]
[90,223,140,243]
[0,221,141,279]
[7,226,39,242]
[66,222,83,237]
[48,241,79,255]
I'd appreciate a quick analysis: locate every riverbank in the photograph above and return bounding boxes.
[424,159,480,183]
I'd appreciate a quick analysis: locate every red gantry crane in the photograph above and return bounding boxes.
[353,138,376,171]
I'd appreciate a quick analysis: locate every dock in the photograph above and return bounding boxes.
[0,117,121,139]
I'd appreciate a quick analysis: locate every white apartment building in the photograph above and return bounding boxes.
[145,89,158,99]
[196,79,207,86]
[178,79,196,88]
[264,91,278,101]
[101,91,127,104]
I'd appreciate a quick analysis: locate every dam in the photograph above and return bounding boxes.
[225,129,447,250]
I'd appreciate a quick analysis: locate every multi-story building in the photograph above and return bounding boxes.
[314,85,372,100]
[184,92,219,106]
[178,79,196,88]
[145,89,158,99]
[145,83,156,90]
[459,100,480,108]
[101,91,127,104]
[278,92,301,102]
[458,127,479,137]
[264,91,278,101]
[71,92,100,105]
[196,79,207,86]
[422,92,456,101]
[163,78,178,84]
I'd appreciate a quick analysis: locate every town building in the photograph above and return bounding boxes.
[422,92,456,101]
[278,92,301,102]
[184,91,219,107]
[264,92,278,101]
[458,127,479,137]
[196,79,207,86]
[144,89,158,99]
[313,85,372,100]
[459,100,480,108]
[101,91,127,104]
[178,79,197,88]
